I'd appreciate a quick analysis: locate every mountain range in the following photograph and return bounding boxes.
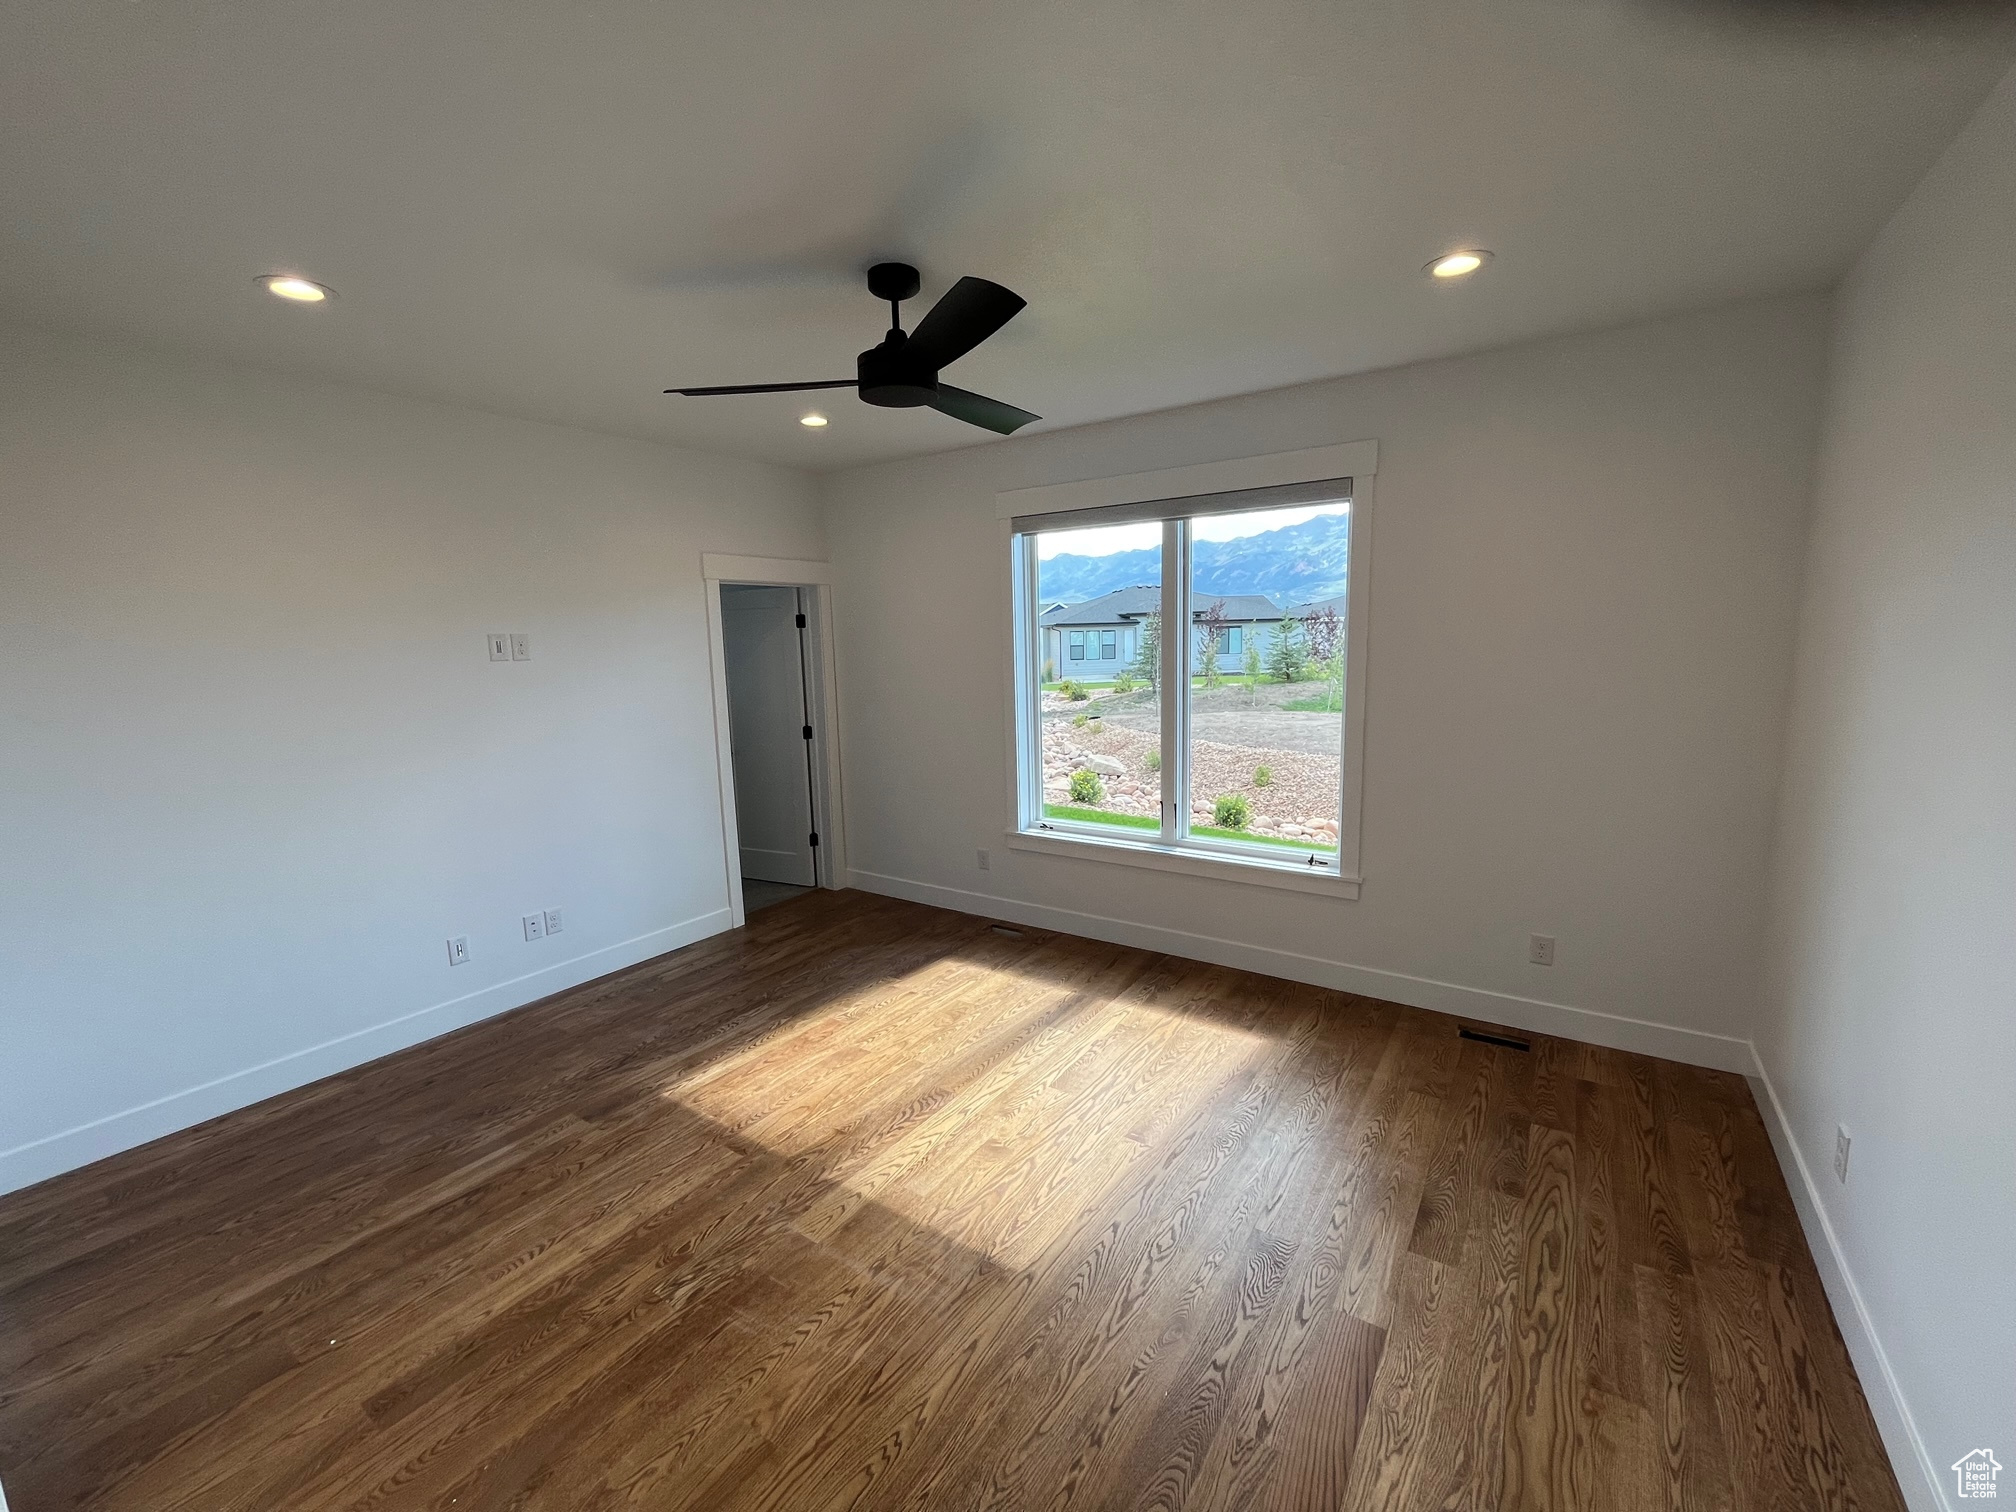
[1038,511,1350,606]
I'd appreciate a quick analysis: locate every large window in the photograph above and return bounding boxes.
[1012,474,1364,888]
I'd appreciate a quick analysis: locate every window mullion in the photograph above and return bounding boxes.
[1015,532,1039,829]
[1161,520,1187,843]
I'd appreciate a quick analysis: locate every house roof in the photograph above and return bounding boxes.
[1040,587,1159,625]
[1190,594,1282,623]
[1040,587,1284,626]
[1284,594,1349,619]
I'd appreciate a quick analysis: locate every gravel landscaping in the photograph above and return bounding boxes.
[1040,687,1341,847]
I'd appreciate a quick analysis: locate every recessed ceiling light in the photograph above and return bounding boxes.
[1426,250,1491,280]
[261,274,333,303]
[799,413,829,428]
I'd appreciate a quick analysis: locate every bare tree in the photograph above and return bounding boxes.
[1303,607,1345,712]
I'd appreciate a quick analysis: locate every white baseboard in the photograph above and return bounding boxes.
[847,869,1755,1074]
[0,908,733,1198]
[1747,1056,1949,1512]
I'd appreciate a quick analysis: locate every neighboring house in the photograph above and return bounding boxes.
[1039,586,1287,679]
[1040,585,1157,677]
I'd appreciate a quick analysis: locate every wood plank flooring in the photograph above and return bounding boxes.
[0,890,1905,1510]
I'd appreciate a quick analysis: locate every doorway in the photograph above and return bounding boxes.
[721,585,818,900]
[702,556,843,928]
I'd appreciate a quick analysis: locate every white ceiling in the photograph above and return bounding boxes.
[4,1,2011,470]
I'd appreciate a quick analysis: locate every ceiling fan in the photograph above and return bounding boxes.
[666,262,1039,434]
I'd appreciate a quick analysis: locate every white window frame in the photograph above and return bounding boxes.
[1000,442,1375,899]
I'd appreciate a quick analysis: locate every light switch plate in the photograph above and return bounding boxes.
[522,912,544,941]
[447,936,470,966]
[488,633,511,662]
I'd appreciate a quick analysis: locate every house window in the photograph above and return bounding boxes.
[1011,476,1363,890]
[1068,631,1085,661]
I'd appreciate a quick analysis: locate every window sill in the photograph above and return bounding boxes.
[1005,826,1361,899]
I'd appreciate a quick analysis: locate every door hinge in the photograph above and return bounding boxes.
[809,831,820,848]
[802,724,813,740]
[795,613,807,628]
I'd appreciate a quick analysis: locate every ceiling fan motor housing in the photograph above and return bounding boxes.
[865,261,922,302]
[857,333,937,408]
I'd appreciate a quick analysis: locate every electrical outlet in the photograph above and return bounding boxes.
[976,849,990,871]
[510,632,531,661]
[447,936,470,966]
[487,632,511,662]
[1834,1125,1851,1184]
[1528,934,1555,967]
[522,912,544,941]
[544,908,563,935]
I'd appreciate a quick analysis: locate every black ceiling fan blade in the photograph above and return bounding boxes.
[665,380,856,395]
[929,384,1040,435]
[906,277,1026,370]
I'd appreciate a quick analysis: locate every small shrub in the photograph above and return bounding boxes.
[1069,769,1105,804]
[1146,749,1161,772]
[1253,765,1273,788]
[1112,670,1137,694]
[1071,712,1089,728]
[1213,794,1251,829]
[1061,679,1091,702]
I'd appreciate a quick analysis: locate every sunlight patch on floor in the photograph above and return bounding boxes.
[653,948,1274,1264]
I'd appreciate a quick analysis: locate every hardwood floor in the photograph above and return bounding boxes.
[0,890,1904,1511]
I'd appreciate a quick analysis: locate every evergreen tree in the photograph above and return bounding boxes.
[1194,600,1230,690]
[1267,613,1306,683]
[1129,612,1161,692]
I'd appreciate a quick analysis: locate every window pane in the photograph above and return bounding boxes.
[1186,500,1348,855]
[1035,520,1162,836]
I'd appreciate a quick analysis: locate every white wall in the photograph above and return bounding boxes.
[822,295,1828,1065]
[0,324,821,1193]
[1757,68,2016,1512]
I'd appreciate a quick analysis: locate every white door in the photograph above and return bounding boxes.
[721,585,817,886]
